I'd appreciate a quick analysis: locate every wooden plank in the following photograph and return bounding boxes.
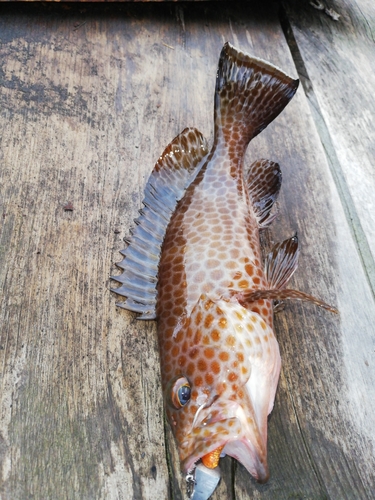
[283,0,375,293]
[0,2,374,499]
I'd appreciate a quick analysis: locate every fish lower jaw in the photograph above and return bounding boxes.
[181,437,269,483]
[223,438,269,483]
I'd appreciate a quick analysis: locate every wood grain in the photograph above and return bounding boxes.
[283,0,375,293]
[0,2,374,499]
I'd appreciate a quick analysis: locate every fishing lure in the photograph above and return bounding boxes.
[112,42,337,498]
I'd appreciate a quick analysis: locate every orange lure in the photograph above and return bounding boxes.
[112,43,337,483]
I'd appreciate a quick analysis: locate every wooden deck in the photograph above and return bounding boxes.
[0,0,374,498]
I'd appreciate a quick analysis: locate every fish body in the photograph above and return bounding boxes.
[112,43,336,485]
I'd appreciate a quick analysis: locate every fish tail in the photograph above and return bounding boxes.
[214,42,299,145]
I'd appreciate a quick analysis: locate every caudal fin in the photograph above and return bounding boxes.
[215,42,299,145]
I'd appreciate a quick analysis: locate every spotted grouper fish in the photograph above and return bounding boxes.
[112,42,337,491]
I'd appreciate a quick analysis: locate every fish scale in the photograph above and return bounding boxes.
[112,42,337,494]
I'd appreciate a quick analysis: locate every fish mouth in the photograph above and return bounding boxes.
[181,412,269,483]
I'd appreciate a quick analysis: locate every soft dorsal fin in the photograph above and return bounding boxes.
[265,235,299,289]
[111,128,209,319]
[247,159,282,227]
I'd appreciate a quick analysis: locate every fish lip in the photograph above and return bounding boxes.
[180,413,269,483]
[181,433,269,483]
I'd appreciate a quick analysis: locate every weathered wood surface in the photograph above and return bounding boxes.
[0,2,374,499]
[284,0,375,296]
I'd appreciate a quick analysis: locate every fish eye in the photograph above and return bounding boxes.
[171,377,191,409]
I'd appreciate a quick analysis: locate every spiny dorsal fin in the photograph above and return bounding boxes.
[247,159,282,228]
[265,235,299,289]
[111,128,209,319]
[215,42,299,145]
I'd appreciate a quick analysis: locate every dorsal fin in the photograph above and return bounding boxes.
[247,159,282,227]
[265,235,299,289]
[111,128,209,319]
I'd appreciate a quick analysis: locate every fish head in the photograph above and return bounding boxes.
[163,294,281,483]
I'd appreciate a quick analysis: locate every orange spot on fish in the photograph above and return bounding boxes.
[178,356,187,366]
[204,347,215,359]
[226,335,236,347]
[211,361,221,374]
[236,352,244,362]
[204,314,215,328]
[165,328,174,339]
[228,372,238,382]
[190,347,199,359]
[218,317,227,328]
[219,352,229,362]
[172,275,182,286]
[194,329,202,344]
[238,279,249,289]
[175,330,183,342]
[245,264,254,276]
[211,330,221,342]
[203,299,213,311]
[195,311,203,325]
[202,335,210,345]
[187,363,195,376]
[197,358,207,371]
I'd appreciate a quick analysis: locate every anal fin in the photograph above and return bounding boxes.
[247,159,282,228]
[111,128,209,319]
[265,235,299,289]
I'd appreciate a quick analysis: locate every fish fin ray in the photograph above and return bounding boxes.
[112,128,209,318]
[242,289,338,314]
[265,235,299,289]
[215,42,299,144]
[247,159,282,227]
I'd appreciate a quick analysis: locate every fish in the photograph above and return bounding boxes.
[111,42,337,489]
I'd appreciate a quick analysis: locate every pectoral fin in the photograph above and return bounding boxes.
[242,289,338,314]
[241,235,338,313]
